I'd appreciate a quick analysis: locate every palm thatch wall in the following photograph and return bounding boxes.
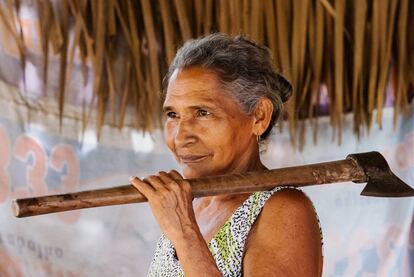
[0,0,413,148]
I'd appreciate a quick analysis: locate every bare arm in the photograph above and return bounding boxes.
[174,226,221,276]
[243,189,323,276]
[130,170,221,277]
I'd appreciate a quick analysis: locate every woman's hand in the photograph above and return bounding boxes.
[131,170,224,276]
[130,170,199,244]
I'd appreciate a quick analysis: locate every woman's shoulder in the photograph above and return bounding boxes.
[243,188,323,275]
[266,187,315,212]
[259,188,320,235]
[255,188,319,231]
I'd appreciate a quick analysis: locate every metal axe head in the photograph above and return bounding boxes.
[347,152,414,197]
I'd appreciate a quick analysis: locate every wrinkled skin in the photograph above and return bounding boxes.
[131,67,323,276]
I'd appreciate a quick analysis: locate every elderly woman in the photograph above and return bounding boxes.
[130,33,323,276]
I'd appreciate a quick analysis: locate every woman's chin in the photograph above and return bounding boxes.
[182,165,213,179]
[182,168,202,179]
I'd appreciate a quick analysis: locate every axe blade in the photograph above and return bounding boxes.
[347,152,414,197]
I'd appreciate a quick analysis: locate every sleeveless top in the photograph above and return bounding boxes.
[147,186,324,276]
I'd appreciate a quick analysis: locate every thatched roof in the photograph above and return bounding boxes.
[0,0,413,148]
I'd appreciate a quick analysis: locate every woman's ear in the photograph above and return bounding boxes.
[253,97,273,136]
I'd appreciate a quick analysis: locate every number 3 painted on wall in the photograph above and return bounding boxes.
[14,135,48,197]
[13,136,81,224]
[50,144,81,224]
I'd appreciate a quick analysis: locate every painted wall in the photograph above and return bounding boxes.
[0,79,413,276]
[0,11,412,275]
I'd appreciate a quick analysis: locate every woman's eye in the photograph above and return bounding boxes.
[166,112,178,118]
[197,110,211,117]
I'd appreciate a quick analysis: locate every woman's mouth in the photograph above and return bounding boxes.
[179,155,210,164]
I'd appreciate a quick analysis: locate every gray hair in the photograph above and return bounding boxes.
[163,33,292,140]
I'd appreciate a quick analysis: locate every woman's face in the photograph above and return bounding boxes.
[163,67,257,179]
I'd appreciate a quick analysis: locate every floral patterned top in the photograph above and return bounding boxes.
[147,186,323,276]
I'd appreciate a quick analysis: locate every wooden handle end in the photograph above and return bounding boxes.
[12,199,22,218]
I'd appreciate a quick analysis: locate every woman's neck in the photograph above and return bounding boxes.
[195,147,267,206]
[231,143,267,173]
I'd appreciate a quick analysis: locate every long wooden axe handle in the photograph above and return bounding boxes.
[12,151,414,218]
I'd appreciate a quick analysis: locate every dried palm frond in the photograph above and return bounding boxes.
[375,0,397,129]
[308,0,325,143]
[333,0,345,144]
[0,0,412,148]
[393,0,409,128]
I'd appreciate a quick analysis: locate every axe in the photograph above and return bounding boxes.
[12,151,414,218]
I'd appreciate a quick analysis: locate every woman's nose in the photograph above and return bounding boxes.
[174,118,197,147]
